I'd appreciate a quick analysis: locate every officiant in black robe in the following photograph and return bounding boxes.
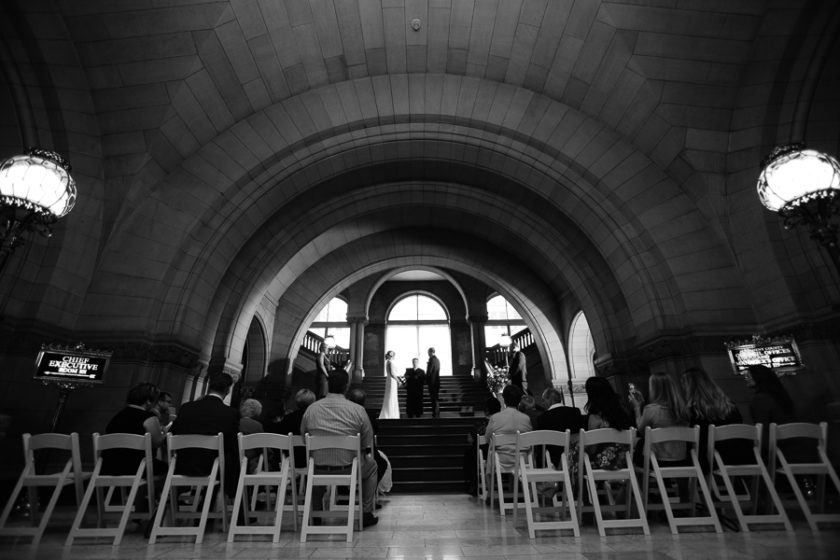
[404,358,426,418]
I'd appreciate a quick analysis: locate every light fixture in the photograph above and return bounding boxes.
[757,143,840,274]
[0,148,77,273]
[324,334,336,349]
[499,333,511,369]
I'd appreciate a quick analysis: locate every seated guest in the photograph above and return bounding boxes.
[536,387,583,466]
[153,391,174,430]
[239,398,264,473]
[485,385,532,470]
[681,367,748,469]
[239,398,263,434]
[103,382,167,476]
[347,387,391,495]
[578,377,632,475]
[518,394,541,428]
[300,369,379,528]
[631,372,689,465]
[268,388,315,470]
[584,377,632,431]
[464,397,502,495]
[169,373,240,497]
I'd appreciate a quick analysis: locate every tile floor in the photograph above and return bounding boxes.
[1,493,837,560]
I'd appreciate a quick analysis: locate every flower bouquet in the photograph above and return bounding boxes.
[486,364,510,394]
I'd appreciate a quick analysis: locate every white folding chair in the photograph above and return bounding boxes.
[0,432,86,545]
[708,423,791,532]
[770,422,840,532]
[66,432,156,545]
[300,433,363,542]
[228,432,297,542]
[476,434,488,501]
[487,433,531,516]
[290,434,308,499]
[148,432,226,544]
[642,426,721,534]
[578,428,648,536]
[514,429,579,538]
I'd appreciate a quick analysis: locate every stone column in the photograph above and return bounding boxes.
[348,315,368,385]
[469,313,488,382]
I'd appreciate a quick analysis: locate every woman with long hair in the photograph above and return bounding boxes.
[681,367,744,468]
[630,372,689,463]
[585,376,632,430]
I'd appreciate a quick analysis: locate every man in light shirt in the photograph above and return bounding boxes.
[301,368,379,528]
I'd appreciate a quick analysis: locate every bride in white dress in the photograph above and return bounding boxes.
[379,350,400,419]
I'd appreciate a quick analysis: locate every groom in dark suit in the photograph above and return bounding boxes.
[426,347,441,418]
[169,373,240,496]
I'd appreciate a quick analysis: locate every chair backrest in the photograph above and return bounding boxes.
[489,432,518,448]
[646,425,699,446]
[94,432,152,454]
[168,432,225,452]
[516,429,570,450]
[304,433,361,459]
[771,422,826,445]
[23,432,82,475]
[579,427,634,448]
[770,422,827,466]
[238,432,293,464]
[167,432,225,477]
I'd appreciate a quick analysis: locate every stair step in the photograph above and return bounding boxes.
[390,480,464,493]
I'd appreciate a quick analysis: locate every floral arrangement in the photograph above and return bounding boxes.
[486,364,510,393]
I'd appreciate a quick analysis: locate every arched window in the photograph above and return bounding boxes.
[568,311,596,380]
[386,293,452,376]
[484,294,527,347]
[308,297,350,348]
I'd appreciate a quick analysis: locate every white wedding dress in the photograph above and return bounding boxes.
[379,360,400,419]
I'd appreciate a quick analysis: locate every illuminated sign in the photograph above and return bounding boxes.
[725,335,802,375]
[34,344,111,384]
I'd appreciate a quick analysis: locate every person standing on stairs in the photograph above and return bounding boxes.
[426,347,441,418]
[379,350,401,419]
[404,357,426,418]
[508,341,527,393]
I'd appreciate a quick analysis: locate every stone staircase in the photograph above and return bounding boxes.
[360,375,491,418]
[361,375,492,493]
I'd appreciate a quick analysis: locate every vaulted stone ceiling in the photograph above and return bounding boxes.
[0,0,837,379]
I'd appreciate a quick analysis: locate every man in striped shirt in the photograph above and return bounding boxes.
[301,368,379,527]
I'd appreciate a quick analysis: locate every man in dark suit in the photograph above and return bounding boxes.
[535,387,583,466]
[426,347,441,418]
[404,358,426,418]
[508,341,527,391]
[169,373,240,497]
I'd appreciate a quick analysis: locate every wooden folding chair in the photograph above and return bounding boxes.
[643,426,721,534]
[228,432,297,542]
[148,432,226,544]
[300,433,363,542]
[707,423,791,532]
[770,422,840,532]
[514,429,579,538]
[0,432,86,545]
[578,427,648,536]
[66,432,156,545]
[488,433,532,516]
